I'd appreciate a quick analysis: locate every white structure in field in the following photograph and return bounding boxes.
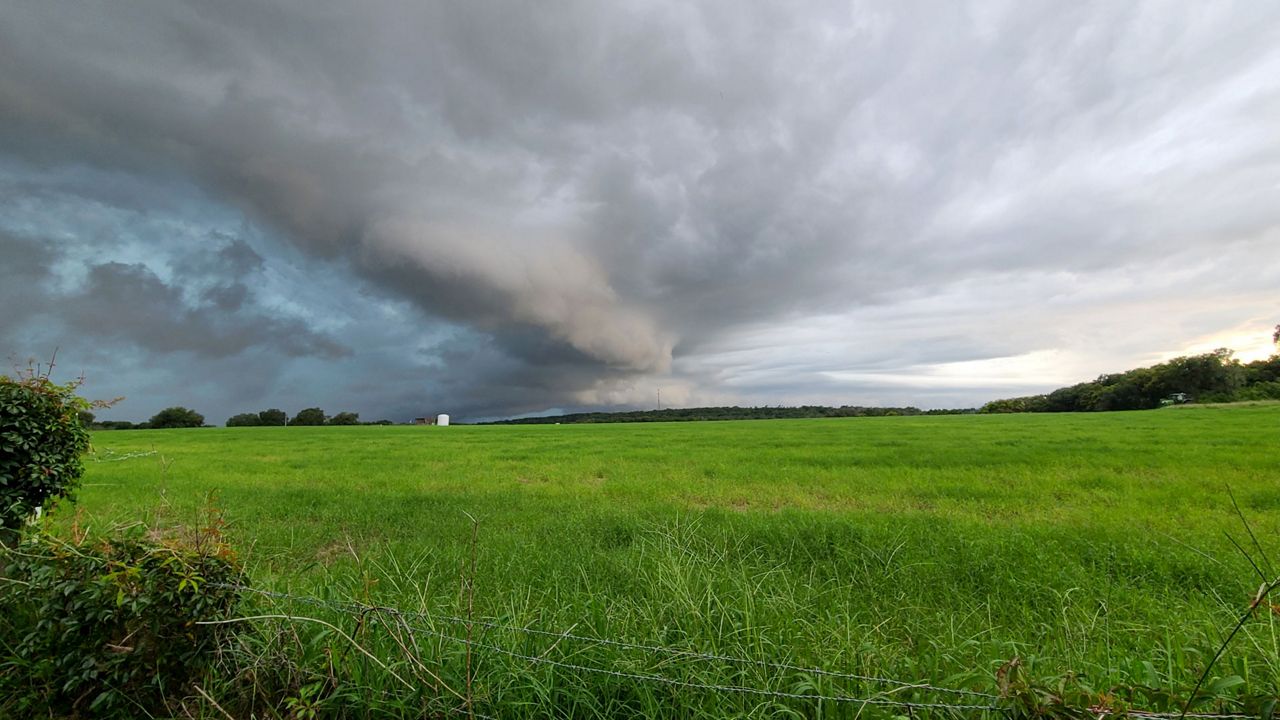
[436,413,450,427]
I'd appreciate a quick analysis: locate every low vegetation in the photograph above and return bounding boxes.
[0,365,91,542]
[0,519,241,717]
[52,405,1280,717]
[1,369,243,718]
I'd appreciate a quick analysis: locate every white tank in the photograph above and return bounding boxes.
[436,413,450,427]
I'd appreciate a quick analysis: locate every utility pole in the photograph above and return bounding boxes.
[657,388,661,412]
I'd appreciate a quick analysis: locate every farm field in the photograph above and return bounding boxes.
[74,405,1280,717]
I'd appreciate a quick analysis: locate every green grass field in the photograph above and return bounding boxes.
[74,405,1280,717]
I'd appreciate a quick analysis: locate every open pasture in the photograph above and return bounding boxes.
[75,406,1280,716]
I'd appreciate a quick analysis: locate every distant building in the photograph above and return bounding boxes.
[412,416,436,425]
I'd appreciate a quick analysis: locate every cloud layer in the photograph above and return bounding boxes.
[2,2,1278,421]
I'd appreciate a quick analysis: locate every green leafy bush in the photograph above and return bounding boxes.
[149,406,206,428]
[226,412,262,427]
[258,408,288,426]
[289,407,327,425]
[328,411,359,425]
[0,369,92,537]
[0,520,242,718]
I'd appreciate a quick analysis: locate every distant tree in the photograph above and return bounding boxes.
[148,407,205,429]
[289,407,326,426]
[226,413,261,427]
[980,395,1048,414]
[328,411,359,425]
[1244,356,1280,385]
[77,410,96,428]
[1158,349,1242,400]
[258,408,288,426]
[1274,324,1279,347]
[981,348,1254,412]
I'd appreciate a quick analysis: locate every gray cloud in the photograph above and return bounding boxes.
[0,232,56,339]
[66,261,350,359]
[1,226,348,369]
[2,1,1279,420]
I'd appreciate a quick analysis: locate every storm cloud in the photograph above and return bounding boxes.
[2,2,1278,421]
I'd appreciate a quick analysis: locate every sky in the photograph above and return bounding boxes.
[2,2,1278,423]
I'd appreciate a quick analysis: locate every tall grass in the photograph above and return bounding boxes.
[74,406,1280,716]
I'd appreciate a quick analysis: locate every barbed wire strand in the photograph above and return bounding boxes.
[213,584,1263,719]
[217,583,996,700]
[408,622,1261,719]
[1136,707,1254,712]
[89,449,158,462]
[402,619,1005,712]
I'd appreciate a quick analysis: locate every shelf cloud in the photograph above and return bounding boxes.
[2,2,1278,421]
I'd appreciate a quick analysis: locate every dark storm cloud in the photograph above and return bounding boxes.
[1,228,348,360]
[177,236,265,280]
[2,1,1279,419]
[0,232,56,338]
[67,262,349,359]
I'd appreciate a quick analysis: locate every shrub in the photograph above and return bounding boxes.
[289,407,327,426]
[328,411,359,425]
[226,412,262,427]
[1221,381,1280,402]
[0,370,91,540]
[0,520,242,718]
[149,406,205,428]
[258,408,288,426]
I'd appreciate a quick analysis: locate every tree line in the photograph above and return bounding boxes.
[980,344,1280,414]
[83,406,207,430]
[483,405,975,425]
[85,407,391,429]
[74,326,1280,426]
[227,407,391,426]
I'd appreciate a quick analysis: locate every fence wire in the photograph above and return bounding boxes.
[405,621,1006,712]
[219,583,996,700]
[212,583,1263,719]
[88,448,158,462]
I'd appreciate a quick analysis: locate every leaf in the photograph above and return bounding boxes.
[1204,675,1246,696]
[1141,660,1160,688]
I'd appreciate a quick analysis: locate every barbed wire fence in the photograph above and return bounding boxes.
[88,448,158,463]
[202,582,1261,720]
